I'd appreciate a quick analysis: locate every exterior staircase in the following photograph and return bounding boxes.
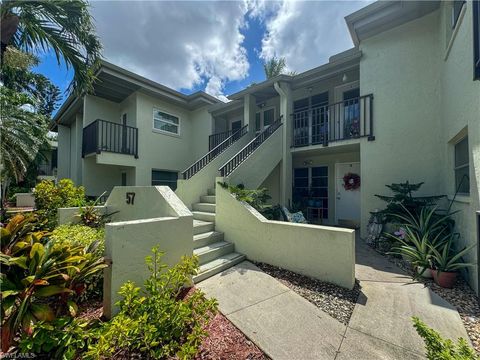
[192,187,245,282]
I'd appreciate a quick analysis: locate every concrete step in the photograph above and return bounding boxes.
[200,195,216,204]
[193,220,215,235]
[207,188,216,196]
[192,211,216,222]
[194,241,234,264]
[192,202,216,213]
[193,231,224,248]
[194,252,246,283]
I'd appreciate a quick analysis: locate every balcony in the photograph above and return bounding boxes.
[292,94,374,148]
[82,119,138,158]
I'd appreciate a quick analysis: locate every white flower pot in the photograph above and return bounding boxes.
[416,266,433,278]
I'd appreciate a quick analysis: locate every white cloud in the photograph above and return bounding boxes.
[259,1,371,73]
[91,1,251,100]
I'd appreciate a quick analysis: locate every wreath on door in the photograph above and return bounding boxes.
[343,173,361,190]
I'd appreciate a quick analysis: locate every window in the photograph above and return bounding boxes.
[452,0,466,29]
[474,0,480,80]
[255,112,261,132]
[292,166,328,220]
[153,109,179,135]
[263,108,274,127]
[454,136,470,194]
[152,170,178,190]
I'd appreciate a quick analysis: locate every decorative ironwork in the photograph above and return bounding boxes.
[219,116,283,177]
[182,124,248,180]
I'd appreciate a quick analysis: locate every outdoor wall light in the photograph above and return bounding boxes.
[342,73,348,82]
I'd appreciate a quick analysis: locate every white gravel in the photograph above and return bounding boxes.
[254,262,360,325]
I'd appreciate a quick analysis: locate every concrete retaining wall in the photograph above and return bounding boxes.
[15,193,35,207]
[59,186,193,318]
[215,180,355,289]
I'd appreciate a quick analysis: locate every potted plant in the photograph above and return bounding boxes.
[429,237,476,288]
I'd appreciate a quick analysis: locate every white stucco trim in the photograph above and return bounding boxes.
[448,194,471,204]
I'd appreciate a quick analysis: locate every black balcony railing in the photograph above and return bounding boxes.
[82,119,138,158]
[292,94,374,147]
[219,116,283,177]
[182,124,248,180]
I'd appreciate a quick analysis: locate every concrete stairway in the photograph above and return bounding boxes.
[192,187,245,283]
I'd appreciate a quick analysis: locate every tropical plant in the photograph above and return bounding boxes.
[0,0,102,94]
[0,214,107,351]
[218,182,271,210]
[376,181,445,223]
[76,192,117,228]
[389,205,456,245]
[413,317,478,359]
[18,316,94,360]
[0,87,50,186]
[2,46,60,116]
[429,236,476,273]
[86,247,217,359]
[33,179,86,228]
[51,224,105,300]
[263,56,296,79]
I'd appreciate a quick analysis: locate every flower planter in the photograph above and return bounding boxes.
[432,270,457,288]
[416,266,433,279]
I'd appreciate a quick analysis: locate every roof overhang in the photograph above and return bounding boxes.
[52,60,221,128]
[219,47,361,109]
[345,1,440,46]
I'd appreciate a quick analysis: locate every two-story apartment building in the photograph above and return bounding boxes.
[54,0,480,291]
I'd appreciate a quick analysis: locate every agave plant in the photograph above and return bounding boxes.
[0,214,107,352]
[389,205,456,242]
[429,237,476,273]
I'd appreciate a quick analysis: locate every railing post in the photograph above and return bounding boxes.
[95,120,101,154]
[134,128,139,158]
[367,94,375,141]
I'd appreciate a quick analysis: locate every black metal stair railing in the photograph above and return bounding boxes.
[182,124,248,180]
[219,116,283,177]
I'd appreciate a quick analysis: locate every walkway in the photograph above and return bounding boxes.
[198,237,469,359]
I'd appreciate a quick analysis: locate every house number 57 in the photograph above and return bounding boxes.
[126,192,135,205]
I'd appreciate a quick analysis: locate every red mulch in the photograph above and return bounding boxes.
[195,313,268,360]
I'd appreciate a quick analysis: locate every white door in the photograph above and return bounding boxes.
[335,162,361,225]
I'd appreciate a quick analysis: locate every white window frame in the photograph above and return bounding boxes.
[153,108,180,136]
[454,136,470,195]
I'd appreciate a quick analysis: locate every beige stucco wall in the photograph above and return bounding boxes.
[359,4,479,292]
[102,186,193,318]
[226,126,283,189]
[215,181,355,289]
[176,132,253,209]
[57,124,71,180]
[359,10,443,235]
[437,1,480,291]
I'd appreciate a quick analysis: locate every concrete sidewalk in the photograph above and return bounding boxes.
[198,240,470,359]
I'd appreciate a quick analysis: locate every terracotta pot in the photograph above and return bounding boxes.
[416,266,433,278]
[432,270,457,288]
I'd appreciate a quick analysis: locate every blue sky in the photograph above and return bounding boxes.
[32,1,368,106]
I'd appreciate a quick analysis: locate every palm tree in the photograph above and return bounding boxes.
[0,0,102,94]
[0,87,49,199]
[263,56,296,79]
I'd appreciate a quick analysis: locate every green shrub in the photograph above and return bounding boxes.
[51,224,105,252]
[413,317,478,359]
[86,247,218,359]
[51,224,105,301]
[33,179,86,228]
[0,214,107,352]
[18,316,94,360]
